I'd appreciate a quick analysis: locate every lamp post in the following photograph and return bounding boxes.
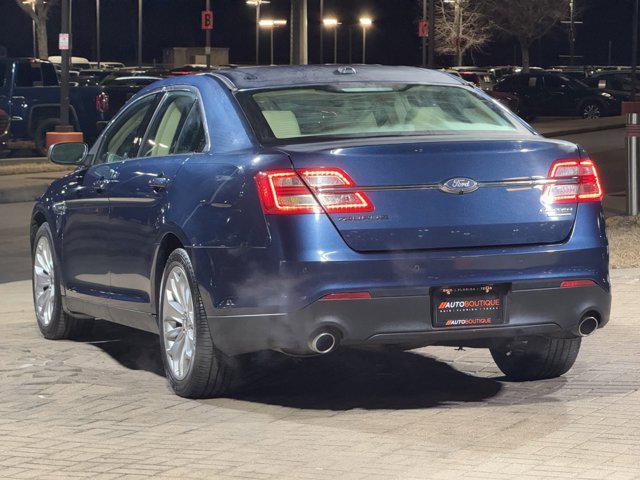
[323,18,339,63]
[247,0,270,65]
[319,0,324,63]
[96,0,100,67]
[137,0,142,66]
[259,19,287,65]
[359,17,372,64]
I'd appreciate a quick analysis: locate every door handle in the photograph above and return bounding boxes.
[93,178,111,193]
[149,176,170,191]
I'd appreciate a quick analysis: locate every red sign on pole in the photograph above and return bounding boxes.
[418,20,428,38]
[201,10,214,30]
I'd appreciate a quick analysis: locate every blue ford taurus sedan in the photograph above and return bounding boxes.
[31,65,611,398]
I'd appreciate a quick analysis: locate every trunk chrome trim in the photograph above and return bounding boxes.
[315,177,580,194]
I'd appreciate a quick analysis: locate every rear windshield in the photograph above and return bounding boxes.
[239,83,525,143]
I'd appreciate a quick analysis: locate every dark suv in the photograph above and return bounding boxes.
[494,72,621,119]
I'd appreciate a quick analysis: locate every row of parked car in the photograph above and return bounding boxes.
[447,65,633,121]
[1,58,633,157]
[0,57,214,157]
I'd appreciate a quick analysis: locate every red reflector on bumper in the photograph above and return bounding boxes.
[321,292,372,301]
[560,280,597,288]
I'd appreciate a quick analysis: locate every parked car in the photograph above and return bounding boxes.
[494,71,621,118]
[32,66,610,398]
[88,61,125,70]
[0,58,109,156]
[99,74,163,115]
[585,71,633,101]
[48,55,92,71]
[457,71,496,91]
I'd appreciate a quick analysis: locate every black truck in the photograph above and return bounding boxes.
[0,57,109,156]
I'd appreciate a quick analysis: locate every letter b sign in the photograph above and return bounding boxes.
[201,10,214,30]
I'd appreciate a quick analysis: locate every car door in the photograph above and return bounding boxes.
[60,92,159,319]
[541,75,574,115]
[106,89,208,330]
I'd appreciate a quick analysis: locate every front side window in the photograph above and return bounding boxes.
[140,91,203,157]
[240,83,524,143]
[96,94,158,164]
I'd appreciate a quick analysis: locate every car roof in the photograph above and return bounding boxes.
[210,65,464,90]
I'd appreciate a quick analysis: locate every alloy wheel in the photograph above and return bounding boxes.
[162,265,196,380]
[583,104,601,119]
[33,236,55,327]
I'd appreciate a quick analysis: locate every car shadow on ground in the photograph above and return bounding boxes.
[82,319,503,409]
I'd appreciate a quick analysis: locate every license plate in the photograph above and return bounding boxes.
[432,284,505,328]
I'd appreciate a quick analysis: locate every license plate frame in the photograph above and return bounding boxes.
[432,284,507,328]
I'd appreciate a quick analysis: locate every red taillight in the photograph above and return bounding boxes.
[95,92,110,113]
[543,158,604,204]
[560,279,597,288]
[254,168,373,215]
[321,292,372,300]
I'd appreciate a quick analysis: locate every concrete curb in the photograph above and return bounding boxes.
[0,184,45,204]
[541,122,626,138]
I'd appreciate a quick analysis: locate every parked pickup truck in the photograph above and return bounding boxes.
[0,58,109,156]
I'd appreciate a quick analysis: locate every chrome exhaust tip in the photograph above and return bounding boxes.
[310,332,337,354]
[578,316,599,337]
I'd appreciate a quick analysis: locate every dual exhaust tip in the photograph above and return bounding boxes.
[310,331,338,354]
[309,316,599,353]
[578,315,599,337]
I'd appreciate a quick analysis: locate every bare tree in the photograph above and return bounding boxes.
[482,0,568,72]
[436,0,490,66]
[16,0,58,59]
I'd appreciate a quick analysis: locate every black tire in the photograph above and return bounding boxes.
[490,336,581,381]
[580,101,603,119]
[32,223,94,340]
[33,118,61,157]
[158,248,232,398]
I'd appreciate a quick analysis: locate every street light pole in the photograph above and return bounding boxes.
[59,0,71,129]
[205,0,211,68]
[319,0,324,64]
[632,0,639,101]
[96,0,100,68]
[32,18,37,57]
[359,17,372,64]
[137,0,142,66]
[323,18,339,63]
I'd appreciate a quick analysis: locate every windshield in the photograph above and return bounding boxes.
[239,84,525,143]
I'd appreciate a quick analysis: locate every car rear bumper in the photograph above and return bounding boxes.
[206,283,611,355]
[190,203,610,355]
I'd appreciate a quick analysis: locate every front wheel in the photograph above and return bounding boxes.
[159,248,232,398]
[32,223,93,339]
[490,336,581,381]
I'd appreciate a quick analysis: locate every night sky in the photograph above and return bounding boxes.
[0,0,634,68]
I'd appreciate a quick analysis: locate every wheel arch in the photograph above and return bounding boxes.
[150,229,190,316]
[30,205,49,250]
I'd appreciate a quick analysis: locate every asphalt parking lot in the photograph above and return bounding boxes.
[1,201,640,479]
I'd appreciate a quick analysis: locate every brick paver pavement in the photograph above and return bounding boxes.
[1,270,639,480]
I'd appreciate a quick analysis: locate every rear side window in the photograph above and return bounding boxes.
[240,83,523,143]
[141,91,203,157]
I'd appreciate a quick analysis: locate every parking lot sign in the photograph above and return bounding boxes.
[202,10,213,30]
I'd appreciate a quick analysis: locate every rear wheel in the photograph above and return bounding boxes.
[159,248,232,398]
[580,101,603,119]
[32,223,94,339]
[490,336,581,381]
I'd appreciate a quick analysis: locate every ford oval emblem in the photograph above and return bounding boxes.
[440,177,479,195]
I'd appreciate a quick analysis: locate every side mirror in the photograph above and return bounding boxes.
[48,142,88,166]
